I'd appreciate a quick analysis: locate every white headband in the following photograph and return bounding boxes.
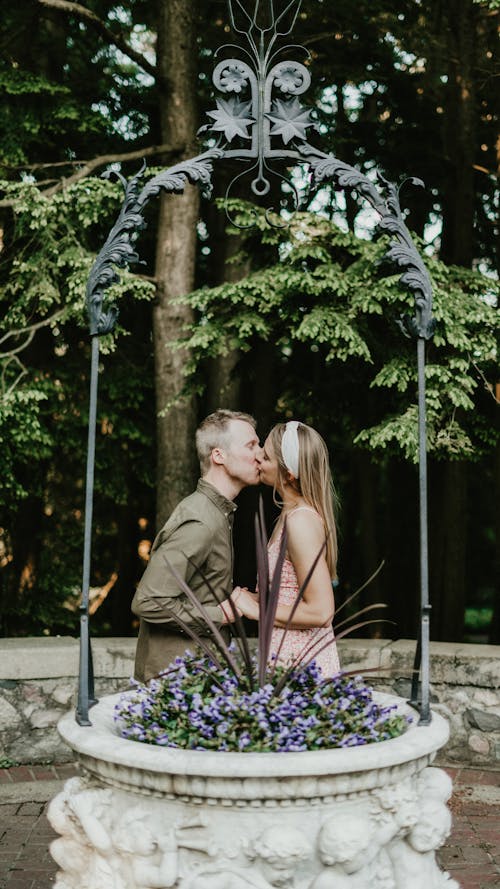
[281,421,300,478]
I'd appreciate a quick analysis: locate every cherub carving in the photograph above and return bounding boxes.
[48,779,219,889]
[183,824,312,889]
[48,779,116,889]
[388,798,459,889]
[417,767,453,805]
[308,813,387,889]
[372,779,419,844]
[113,808,220,888]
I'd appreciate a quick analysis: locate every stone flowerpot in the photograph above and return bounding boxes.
[48,691,456,889]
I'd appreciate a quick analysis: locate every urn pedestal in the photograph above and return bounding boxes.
[48,692,457,888]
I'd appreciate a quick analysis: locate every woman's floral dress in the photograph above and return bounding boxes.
[267,508,340,678]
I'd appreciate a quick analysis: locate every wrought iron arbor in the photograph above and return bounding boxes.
[77,0,434,727]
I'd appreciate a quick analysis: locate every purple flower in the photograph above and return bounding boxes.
[114,649,408,753]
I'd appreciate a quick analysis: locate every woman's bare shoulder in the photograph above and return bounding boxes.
[286,505,323,528]
[286,507,324,547]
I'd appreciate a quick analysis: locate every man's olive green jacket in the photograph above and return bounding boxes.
[131,479,236,682]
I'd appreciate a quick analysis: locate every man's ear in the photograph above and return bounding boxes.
[211,447,226,466]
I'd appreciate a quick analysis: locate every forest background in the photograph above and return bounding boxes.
[0,0,498,645]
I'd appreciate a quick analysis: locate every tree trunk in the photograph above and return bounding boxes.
[439,0,477,267]
[203,168,251,413]
[153,0,200,529]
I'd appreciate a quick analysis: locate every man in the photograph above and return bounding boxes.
[131,409,261,682]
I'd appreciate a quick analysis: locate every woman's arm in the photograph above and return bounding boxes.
[235,512,334,629]
[273,511,334,629]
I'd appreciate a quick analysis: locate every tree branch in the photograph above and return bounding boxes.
[0,309,66,350]
[0,331,36,358]
[36,0,157,79]
[1,356,28,399]
[0,143,185,205]
[42,142,186,197]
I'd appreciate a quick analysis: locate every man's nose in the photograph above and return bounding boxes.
[255,447,263,464]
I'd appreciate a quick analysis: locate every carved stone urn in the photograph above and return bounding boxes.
[48,691,456,889]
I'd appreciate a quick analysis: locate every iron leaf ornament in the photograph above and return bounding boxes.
[302,142,387,216]
[85,150,222,337]
[377,177,436,341]
[206,97,255,142]
[299,145,435,341]
[85,166,145,336]
[198,0,435,344]
[266,97,316,144]
[138,150,221,204]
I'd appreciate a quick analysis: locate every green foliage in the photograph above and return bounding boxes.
[0,59,111,166]
[0,177,156,633]
[0,0,497,641]
[0,175,155,498]
[181,204,498,463]
[464,607,494,631]
[0,385,53,502]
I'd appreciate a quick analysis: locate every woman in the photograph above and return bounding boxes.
[233,420,340,677]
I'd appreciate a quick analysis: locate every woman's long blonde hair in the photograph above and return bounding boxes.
[268,422,339,580]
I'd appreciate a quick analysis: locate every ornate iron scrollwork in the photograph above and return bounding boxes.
[200,0,435,348]
[301,144,435,342]
[378,177,436,341]
[77,148,221,725]
[200,0,315,221]
[85,150,222,336]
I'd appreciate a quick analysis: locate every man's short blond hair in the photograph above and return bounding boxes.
[196,409,256,474]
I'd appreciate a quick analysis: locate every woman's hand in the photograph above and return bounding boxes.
[219,586,253,623]
[232,587,260,621]
[219,593,242,624]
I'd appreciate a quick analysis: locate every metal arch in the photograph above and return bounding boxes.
[77,0,434,726]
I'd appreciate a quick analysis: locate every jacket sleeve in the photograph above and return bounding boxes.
[131,519,224,627]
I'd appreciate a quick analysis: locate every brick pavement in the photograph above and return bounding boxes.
[438,767,500,889]
[0,764,77,889]
[0,762,498,888]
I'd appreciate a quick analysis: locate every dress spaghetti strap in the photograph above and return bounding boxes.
[286,505,322,520]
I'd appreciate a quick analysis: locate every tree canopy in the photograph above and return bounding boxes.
[0,0,498,642]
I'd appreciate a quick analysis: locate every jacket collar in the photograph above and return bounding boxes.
[197,478,237,516]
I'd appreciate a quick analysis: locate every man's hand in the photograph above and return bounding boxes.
[232,587,259,621]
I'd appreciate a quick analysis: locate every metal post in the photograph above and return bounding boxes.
[76,334,100,725]
[412,335,432,724]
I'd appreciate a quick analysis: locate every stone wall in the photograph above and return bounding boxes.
[0,636,499,766]
[338,639,500,766]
